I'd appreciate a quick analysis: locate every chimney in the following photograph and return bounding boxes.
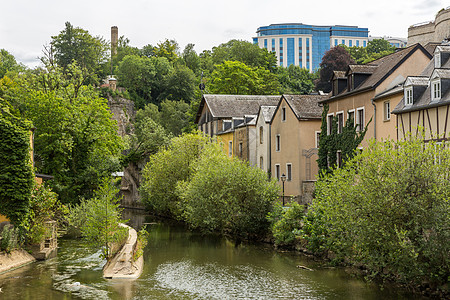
[111,26,118,56]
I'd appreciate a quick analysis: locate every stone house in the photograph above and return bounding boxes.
[270,94,327,203]
[255,105,277,174]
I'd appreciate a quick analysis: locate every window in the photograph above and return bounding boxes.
[337,112,344,134]
[275,164,280,181]
[432,80,441,101]
[384,101,390,121]
[356,107,364,132]
[286,164,292,181]
[356,40,360,47]
[239,142,243,156]
[334,39,338,46]
[405,87,413,105]
[228,141,232,157]
[348,110,355,125]
[349,40,352,47]
[260,156,264,170]
[276,134,281,151]
[259,126,263,144]
[327,113,334,135]
[363,41,367,47]
[281,107,286,122]
[435,53,441,68]
[342,39,345,45]
[264,39,268,49]
[315,131,321,148]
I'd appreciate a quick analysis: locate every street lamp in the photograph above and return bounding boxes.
[281,173,286,206]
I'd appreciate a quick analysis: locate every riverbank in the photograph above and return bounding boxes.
[0,249,35,274]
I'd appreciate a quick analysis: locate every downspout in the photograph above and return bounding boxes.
[371,98,376,140]
[268,123,272,180]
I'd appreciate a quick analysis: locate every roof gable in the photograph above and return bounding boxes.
[272,94,327,123]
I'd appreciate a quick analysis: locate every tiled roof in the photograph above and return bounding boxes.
[332,71,346,79]
[282,94,328,120]
[406,76,429,86]
[423,42,440,56]
[196,94,280,122]
[322,43,432,103]
[347,64,377,74]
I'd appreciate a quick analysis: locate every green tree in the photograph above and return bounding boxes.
[140,133,209,216]
[0,98,34,226]
[306,137,449,288]
[177,142,279,237]
[50,22,109,84]
[209,61,279,95]
[154,39,179,62]
[182,43,201,74]
[343,39,396,65]
[159,99,190,136]
[159,64,196,102]
[0,49,21,79]
[276,65,317,94]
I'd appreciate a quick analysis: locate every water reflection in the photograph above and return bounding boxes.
[0,211,425,300]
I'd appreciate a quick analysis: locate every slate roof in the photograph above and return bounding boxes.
[321,43,432,104]
[406,76,429,86]
[259,106,277,123]
[347,64,377,75]
[280,94,328,120]
[195,94,280,123]
[423,42,440,56]
[331,71,346,80]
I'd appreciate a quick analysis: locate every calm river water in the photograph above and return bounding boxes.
[0,210,426,299]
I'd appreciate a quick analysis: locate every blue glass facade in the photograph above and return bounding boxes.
[255,23,369,71]
[298,38,302,68]
[287,38,295,66]
[264,39,267,49]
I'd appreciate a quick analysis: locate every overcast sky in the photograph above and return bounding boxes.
[0,0,447,67]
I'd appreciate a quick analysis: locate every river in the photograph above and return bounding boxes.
[0,209,426,299]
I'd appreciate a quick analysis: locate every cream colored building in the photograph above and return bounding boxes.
[270,94,327,203]
[393,45,450,142]
[321,44,432,147]
[255,106,277,174]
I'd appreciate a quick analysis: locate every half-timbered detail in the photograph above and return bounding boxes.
[393,45,450,142]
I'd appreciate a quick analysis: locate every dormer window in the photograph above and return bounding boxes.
[432,79,441,101]
[405,87,413,106]
[435,53,441,69]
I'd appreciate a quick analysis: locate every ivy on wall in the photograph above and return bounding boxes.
[317,103,369,174]
[0,98,34,225]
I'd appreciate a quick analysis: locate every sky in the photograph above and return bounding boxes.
[0,0,447,67]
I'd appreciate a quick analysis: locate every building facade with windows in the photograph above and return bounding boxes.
[270,94,327,203]
[320,43,432,148]
[393,45,450,142]
[255,106,277,174]
[253,23,369,71]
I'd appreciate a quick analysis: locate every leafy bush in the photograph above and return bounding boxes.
[140,133,209,216]
[177,143,279,237]
[0,225,19,253]
[267,202,305,246]
[68,178,127,259]
[304,137,450,287]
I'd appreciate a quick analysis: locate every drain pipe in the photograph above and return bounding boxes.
[371,98,376,140]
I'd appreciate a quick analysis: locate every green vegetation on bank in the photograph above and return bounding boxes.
[141,133,280,238]
[270,137,449,291]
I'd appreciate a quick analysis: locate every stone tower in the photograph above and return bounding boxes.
[111,26,118,56]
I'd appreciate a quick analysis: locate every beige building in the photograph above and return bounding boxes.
[270,94,327,203]
[255,106,277,174]
[234,115,257,166]
[393,44,450,142]
[321,44,432,147]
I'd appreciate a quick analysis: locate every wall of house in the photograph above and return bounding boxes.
[234,126,249,161]
[271,99,301,198]
[298,119,322,182]
[327,90,376,148]
[217,131,234,157]
[374,93,402,141]
[247,125,257,167]
[255,116,271,173]
[397,104,450,141]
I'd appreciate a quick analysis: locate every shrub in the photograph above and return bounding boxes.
[267,202,305,246]
[304,137,450,287]
[177,143,279,237]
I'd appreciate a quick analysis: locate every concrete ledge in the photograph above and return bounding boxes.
[103,223,143,279]
[0,249,36,274]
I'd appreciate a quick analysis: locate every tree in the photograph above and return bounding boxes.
[159,64,196,103]
[159,99,190,136]
[307,137,449,288]
[208,61,279,95]
[182,43,201,75]
[0,49,21,79]
[153,39,179,62]
[177,142,279,237]
[315,46,355,93]
[276,65,317,94]
[343,39,396,64]
[50,22,109,84]
[0,98,34,226]
[211,40,277,71]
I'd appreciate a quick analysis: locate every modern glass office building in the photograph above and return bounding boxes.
[253,23,369,71]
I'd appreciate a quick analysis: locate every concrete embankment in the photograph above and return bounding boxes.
[0,249,35,274]
[103,223,143,279]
